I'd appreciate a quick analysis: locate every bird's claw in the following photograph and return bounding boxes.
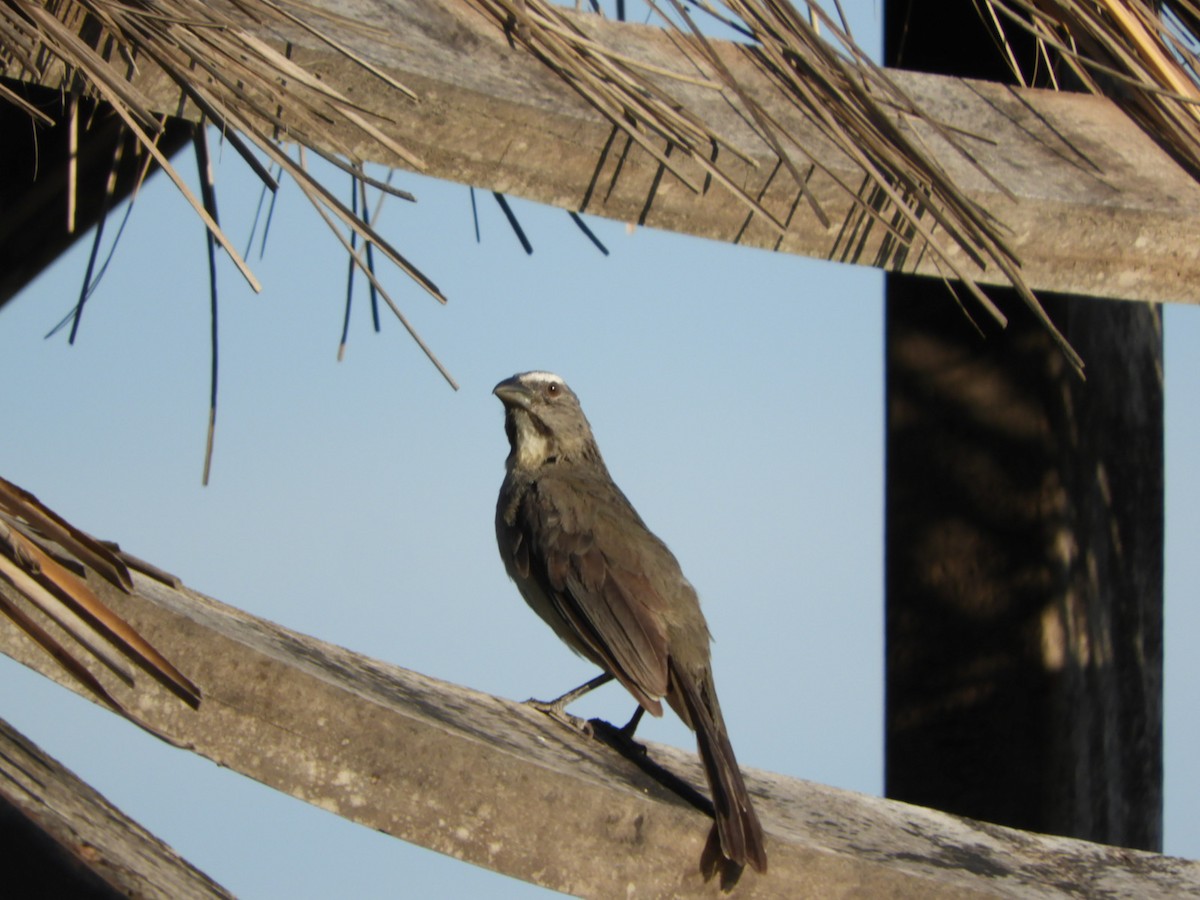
[616,728,648,756]
[524,697,594,736]
[590,715,648,757]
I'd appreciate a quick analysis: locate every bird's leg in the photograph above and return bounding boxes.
[590,704,648,756]
[620,705,646,740]
[527,672,614,710]
[525,672,614,734]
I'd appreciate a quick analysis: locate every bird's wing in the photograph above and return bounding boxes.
[518,472,672,713]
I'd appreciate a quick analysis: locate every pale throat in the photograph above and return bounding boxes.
[512,413,555,469]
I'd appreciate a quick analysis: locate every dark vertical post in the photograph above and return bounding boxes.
[883,0,1163,850]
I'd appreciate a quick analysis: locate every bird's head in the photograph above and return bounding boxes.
[494,371,600,470]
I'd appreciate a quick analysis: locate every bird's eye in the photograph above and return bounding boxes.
[546,383,560,397]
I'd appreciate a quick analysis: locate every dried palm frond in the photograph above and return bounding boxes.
[980,0,1200,176]
[1,0,456,387]
[0,475,201,728]
[469,0,1085,374]
[4,0,1097,375]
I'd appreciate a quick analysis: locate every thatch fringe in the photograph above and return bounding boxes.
[6,0,1200,380]
[1,0,456,386]
[982,1,1200,176]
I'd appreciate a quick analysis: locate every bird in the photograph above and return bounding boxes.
[493,370,767,881]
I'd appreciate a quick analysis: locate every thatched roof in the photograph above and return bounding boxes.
[3,0,1200,381]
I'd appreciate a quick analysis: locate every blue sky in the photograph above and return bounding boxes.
[1,2,1197,896]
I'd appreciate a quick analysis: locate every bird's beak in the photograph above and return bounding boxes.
[493,377,533,409]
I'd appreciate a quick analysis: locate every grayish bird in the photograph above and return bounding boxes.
[493,371,767,880]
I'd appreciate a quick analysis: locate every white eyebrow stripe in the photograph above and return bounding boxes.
[520,371,565,385]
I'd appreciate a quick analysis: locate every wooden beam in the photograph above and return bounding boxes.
[0,716,232,898]
[5,2,1200,304]
[1,549,1197,897]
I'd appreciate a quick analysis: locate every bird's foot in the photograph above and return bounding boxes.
[619,705,646,742]
[522,673,614,736]
[588,710,648,757]
[524,697,594,736]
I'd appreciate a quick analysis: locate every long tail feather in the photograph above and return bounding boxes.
[671,662,767,881]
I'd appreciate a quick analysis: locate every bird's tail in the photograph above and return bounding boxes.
[671,663,767,882]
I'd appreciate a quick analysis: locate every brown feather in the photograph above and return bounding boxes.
[524,473,670,707]
[671,661,767,877]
